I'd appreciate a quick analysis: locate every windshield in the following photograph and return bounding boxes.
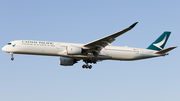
[7,43,11,45]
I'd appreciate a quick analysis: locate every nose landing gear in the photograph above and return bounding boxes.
[10,52,14,61]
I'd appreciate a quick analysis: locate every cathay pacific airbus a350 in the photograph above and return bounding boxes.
[2,22,177,69]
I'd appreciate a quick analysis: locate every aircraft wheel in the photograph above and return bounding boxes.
[89,65,92,69]
[82,65,86,68]
[11,57,14,61]
[85,65,89,69]
[93,61,97,64]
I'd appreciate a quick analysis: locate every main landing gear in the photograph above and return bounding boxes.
[82,64,92,69]
[10,52,14,61]
[82,59,97,69]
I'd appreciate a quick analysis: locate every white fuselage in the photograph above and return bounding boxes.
[2,40,164,61]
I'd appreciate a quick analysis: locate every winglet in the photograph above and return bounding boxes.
[130,22,138,28]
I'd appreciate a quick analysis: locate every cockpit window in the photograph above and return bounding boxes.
[7,43,11,45]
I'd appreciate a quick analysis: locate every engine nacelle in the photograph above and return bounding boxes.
[59,57,77,66]
[67,45,82,55]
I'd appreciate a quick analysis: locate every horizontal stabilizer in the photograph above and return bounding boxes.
[155,46,177,54]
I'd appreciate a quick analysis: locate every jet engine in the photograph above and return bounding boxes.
[67,45,83,55]
[59,57,77,66]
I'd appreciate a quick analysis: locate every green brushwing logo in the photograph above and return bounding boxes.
[147,32,171,51]
[153,35,167,50]
[12,44,16,47]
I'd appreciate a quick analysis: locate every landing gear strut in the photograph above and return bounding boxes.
[82,59,97,69]
[10,52,14,61]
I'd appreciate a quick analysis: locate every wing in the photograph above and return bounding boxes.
[83,22,138,56]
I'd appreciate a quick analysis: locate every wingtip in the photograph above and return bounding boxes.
[163,31,171,33]
[170,46,178,49]
[130,22,138,28]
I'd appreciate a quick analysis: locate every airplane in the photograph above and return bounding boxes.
[2,22,177,69]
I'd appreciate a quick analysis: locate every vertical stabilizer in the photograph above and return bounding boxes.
[147,31,171,51]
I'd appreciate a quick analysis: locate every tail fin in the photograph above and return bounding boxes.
[147,31,171,51]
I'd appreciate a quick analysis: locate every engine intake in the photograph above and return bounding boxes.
[59,57,77,66]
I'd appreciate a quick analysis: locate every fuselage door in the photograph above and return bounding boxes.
[16,42,21,47]
[56,44,67,54]
[56,44,60,49]
[139,49,144,55]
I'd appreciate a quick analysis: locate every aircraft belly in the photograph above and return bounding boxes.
[103,50,140,60]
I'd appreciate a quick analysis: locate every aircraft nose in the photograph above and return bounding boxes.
[2,46,6,51]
